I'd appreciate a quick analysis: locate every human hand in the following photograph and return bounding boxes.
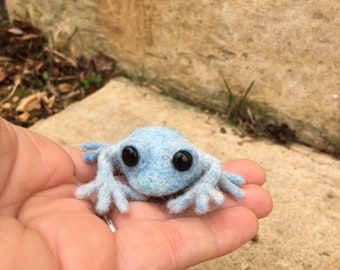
[0,117,272,270]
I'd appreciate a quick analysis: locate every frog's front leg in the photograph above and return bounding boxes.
[167,151,225,214]
[75,145,147,214]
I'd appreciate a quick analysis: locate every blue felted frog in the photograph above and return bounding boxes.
[75,126,245,214]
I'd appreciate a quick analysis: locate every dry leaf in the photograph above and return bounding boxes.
[12,96,19,103]
[41,95,55,114]
[58,83,73,93]
[1,19,118,127]
[16,93,45,112]
[17,111,30,123]
[0,56,14,62]
[21,34,40,41]
[1,102,13,110]
[48,95,56,109]
[93,52,116,75]
[7,27,24,35]
[0,71,9,82]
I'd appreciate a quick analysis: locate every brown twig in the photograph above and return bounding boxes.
[0,76,21,105]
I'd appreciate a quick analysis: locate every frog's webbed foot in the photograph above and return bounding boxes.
[96,183,148,214]
[167,183,225,214]
[219,171,245,199]
[95,182,128,214]
[75,178,147,214]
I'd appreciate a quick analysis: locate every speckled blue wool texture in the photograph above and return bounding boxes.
[75,126,245,215]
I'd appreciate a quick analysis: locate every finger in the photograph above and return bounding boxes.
[115,207,259,269]
[223,184,273,218]
[111,182,272,228]
[223,159,266,185]
[0,118,78,213]
[0,118,17,190]
[101,189,270,226]
[62,147,97,182]
[110,201,170,226]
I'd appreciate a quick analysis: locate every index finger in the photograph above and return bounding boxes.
[63,146,97,182]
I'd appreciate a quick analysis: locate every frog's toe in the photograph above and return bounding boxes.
[115,200,129,213]
[223,171,245,185]
[95,188,114,214]
[167,195,193,213]
[226,182,245,199]
[167,200,185,213]
[112,190,130,213]
[210,189,225,205]
[194,188,224,214]
[84,151,100,162]
[123,186,148,201]
[81,142,110,150]
[195,194,210,214]
[219,177,245,199]
[75,183,97,199]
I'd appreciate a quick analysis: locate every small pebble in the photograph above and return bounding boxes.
[240,262,250,270]
[220,127,227,134]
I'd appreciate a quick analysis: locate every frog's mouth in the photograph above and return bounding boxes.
[130,178,188,197]
[117,174,191,198]
[115,169,187,197]
[113,169,192,207]
[147,187,188,202]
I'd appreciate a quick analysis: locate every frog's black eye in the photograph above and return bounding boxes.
[172,150,193,172]
[122,146,139,167]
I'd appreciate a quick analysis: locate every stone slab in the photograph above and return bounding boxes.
[31,78,340,270]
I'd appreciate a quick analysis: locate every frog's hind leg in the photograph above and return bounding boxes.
[81,142,112,162]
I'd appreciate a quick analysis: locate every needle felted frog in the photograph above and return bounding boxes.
[75,126,245,214]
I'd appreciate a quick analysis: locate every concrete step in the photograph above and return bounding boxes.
[31,78,340,270]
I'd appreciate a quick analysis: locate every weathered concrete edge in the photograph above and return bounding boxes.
[123,64,339,156]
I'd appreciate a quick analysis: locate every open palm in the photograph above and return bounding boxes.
[0,117,272,270]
